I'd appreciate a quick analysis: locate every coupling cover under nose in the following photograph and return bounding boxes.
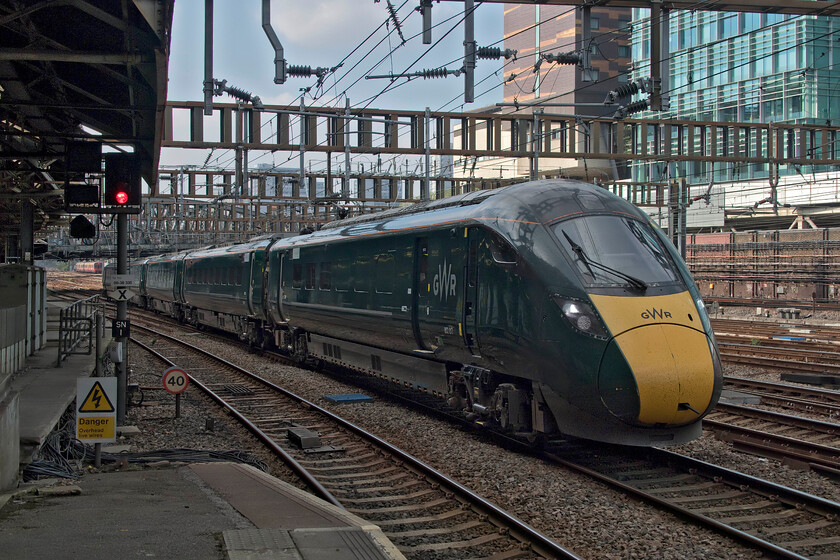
[601,324,716,425]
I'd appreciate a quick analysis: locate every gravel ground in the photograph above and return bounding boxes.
[115,322,840,560]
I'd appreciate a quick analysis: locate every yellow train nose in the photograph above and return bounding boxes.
[608,324,716,425]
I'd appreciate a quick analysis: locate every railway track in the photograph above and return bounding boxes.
[712,318,840,344]
[711,318,840,375]
[120,305,840,558]
[46,271,104,293]
[708,298,840,312]
[717,342,840,375]
[127,319,577,560]
[704,403,840,478]
[724,377,840,419]
[542,443,840,560]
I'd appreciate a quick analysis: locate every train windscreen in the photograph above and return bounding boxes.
[553,216,684,289]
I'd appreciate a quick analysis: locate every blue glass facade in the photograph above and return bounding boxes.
[630,11,840,182]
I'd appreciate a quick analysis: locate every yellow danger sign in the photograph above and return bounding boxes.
[77,416,115,440]
[76,377,117,443]
[79,380,116,413]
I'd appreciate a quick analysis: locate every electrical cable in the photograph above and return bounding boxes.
[182,7,838,225]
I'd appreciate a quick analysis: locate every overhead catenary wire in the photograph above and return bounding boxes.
[211,1,633,176]
[240,2,482,178]
[182,7,832,217]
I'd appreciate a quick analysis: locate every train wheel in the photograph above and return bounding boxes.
[292,332,308,365]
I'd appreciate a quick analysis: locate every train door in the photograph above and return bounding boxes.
[173,258,185,303]
[276,250,288,322]
[411,237,429,350]
[265,249,287,324]
[463,227,480,357]
[246,251,259,317]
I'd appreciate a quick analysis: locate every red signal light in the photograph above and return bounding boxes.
[115,190,129,204]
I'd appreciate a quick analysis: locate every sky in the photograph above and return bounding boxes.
[161,0,505,168]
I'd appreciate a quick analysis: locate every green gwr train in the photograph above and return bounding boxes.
[131,179,722,446]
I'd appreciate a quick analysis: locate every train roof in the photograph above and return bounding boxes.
[185,236,279,260]
[142,250,192,264]
[274,179,647,248]
[137,180,650,261]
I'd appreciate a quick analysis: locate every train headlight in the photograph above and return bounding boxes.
[553,296,610,340]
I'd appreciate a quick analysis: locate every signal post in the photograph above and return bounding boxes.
[66,147,142,426]
[103,152,142,425]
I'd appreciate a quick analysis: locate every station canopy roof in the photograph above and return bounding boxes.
[0,0,173,240]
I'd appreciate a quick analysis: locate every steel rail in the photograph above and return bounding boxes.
[723,377,840,418]
[708,298,840,311]
[719,342,840,362]
[703,419,840,471]
[542,446,840,560]
[718,346,840,374]
[713,402,840,435]
[129,335,344,509]
[128,321,580,560]
[121,308,838,558]
[712,318,840,336]
[341,368,840,559]
[725,376,840,404]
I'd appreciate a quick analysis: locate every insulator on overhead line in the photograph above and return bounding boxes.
[613,81,640,98]
[476,46,517,60]
[287,65,313,77]
[225,85,253,100]
[287,64,334,84]
[541,51,581,65]
[605,78,651,105]
[625,99,649,115]
[613,99,649,120]
[420,67,461,79]
[213,79,263,109]
[385,0,406,44]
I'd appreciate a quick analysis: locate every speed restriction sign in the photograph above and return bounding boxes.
[162,366,189,394]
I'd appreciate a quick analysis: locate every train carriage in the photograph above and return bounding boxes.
[180,237,274,338]
[142,252,187,316]
[74,261,103,273]
[136,179,722,446]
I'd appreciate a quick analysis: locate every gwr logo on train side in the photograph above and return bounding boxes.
[433,259,457,302]
[641,308,672,320]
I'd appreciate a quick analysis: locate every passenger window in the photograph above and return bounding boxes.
[333,260,349,292]
[375,253,394,294]
[319,262,331,290]
[354,256,369,293]
[305,263,316,290]
[292,262,302,289]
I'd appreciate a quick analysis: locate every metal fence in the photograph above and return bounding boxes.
[56,294,102,367]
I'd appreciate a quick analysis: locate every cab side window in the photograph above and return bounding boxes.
[292,262,302,289]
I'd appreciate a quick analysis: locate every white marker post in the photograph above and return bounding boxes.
[162,366,189,418]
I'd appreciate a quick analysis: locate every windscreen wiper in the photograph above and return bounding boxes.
[562,231,648,291]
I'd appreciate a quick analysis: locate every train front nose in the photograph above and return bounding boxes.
[598,324,717,426]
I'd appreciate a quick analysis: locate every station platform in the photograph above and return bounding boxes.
[12,296,104,463]
[0,291,405,559]
[0,462,405,560]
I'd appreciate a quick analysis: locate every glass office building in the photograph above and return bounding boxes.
[630,11,840,182]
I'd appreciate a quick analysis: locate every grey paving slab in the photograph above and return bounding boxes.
[0,468,249,560]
